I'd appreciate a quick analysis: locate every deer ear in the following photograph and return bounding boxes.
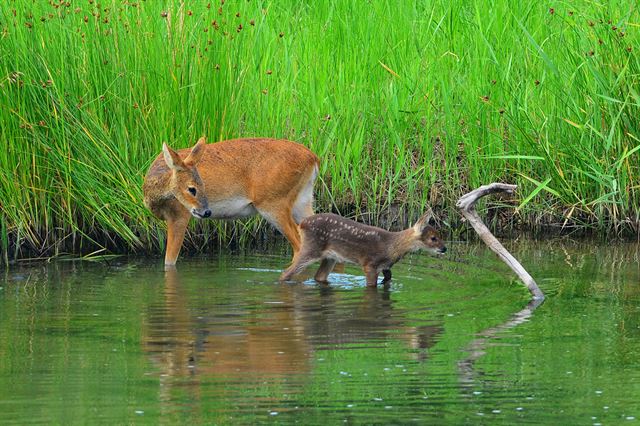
[413,212,433,234]
[184,137,206,167]
[162,143,185,171]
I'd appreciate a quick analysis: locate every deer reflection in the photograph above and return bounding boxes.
[142,269,443,403]
[305,285,442,360]
[143,268,312,381]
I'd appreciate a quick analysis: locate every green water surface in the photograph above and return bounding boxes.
[1,240,639,424]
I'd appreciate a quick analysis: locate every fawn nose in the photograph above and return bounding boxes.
[203,209,212,218]
[439,246,447,254]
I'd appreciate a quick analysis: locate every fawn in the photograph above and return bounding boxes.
[143,137,319,266]
[280,212,446,286]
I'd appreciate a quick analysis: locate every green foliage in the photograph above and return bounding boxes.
[1,0,639,261]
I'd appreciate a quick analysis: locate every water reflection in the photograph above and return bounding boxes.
[142,267,443,409]
[2,240,639,424]
[458,297,544,388]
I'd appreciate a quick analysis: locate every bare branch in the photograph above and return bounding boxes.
[457,183,545,300]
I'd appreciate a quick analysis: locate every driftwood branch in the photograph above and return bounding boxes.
[456,183,545,300]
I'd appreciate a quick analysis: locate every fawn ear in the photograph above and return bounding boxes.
[162,143,185,171]
[413,211,433,234]
[184,137,206,167]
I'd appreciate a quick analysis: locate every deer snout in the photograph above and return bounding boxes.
[190,207,212,219]
[438,246,447,254]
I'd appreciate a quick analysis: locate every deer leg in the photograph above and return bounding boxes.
[257,204,302,256]
[165,214,190,266]
[280,254,320,281]
[363,265,379,287]
[382,269,392,283]
[314,258,337,283]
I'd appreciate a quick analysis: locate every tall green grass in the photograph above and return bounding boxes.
[1,0,639,262]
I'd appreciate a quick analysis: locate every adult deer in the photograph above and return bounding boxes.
[143,137,320,266]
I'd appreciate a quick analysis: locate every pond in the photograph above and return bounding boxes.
[1,239,639,424]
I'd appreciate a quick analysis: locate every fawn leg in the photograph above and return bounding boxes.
[314,258,337,283]
[363,265,379,287]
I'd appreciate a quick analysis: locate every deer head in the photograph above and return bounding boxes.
[162,137,211,219]
[413,212,447,254]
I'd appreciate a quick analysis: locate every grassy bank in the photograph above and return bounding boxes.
[1,0,639,263]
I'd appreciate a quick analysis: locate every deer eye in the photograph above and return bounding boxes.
[188,187,197,196]
[430,236,437,242]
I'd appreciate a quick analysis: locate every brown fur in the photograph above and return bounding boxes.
[280,213,446,286]
[143,137,320,265]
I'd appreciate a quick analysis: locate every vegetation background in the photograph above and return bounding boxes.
[1,0,638,263]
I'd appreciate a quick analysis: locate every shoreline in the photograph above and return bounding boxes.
[3,204,638,266]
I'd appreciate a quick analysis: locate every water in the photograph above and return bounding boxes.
[1,240,639,424]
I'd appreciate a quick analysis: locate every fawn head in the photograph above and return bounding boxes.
[162,137,211,219]
[413,213,447,254]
